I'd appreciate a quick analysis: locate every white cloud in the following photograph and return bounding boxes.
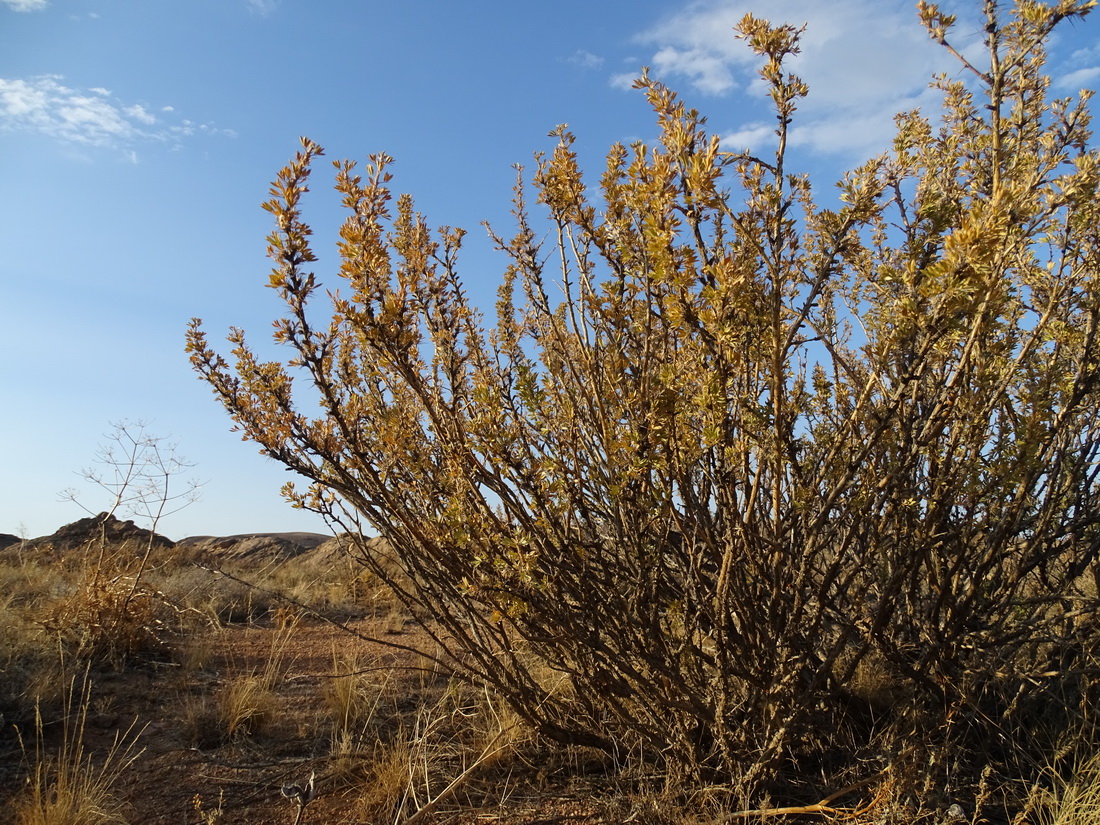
[3,0,48,11]
[631,0,964,102]
[610,72,639,91]
[651,45,736,94]
[620,0,984,161]
[1069,43,1100,64]
[0,75,236,153]
[1054,66,1100,90]
[124,103,157,125]
[720,122,775,152]
[1051,39,1100,92]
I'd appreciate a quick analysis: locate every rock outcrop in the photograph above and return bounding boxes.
[17,513,175,553]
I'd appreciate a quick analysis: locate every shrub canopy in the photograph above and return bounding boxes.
[189,0,1100,803]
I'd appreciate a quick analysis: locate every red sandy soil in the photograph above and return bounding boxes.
[11,616,615,825]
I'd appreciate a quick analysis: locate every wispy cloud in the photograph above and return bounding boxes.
[567,50,605,70]
[619,0,983,161]
[3,0,48,11]
[610,72,639,91]
[1052,40,1100,91]
[0,75,236,155]
[1055,65,1100,90]
[650,44,736,94]
[246,0,278,16]
[718,122,774,152]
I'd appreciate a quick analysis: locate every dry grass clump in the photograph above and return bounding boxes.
[190,791,225,825]
[0,553,95,727]
[216,615,298,742]
[0,587,57,727]
[322,650,404,791]
[351,725,419,822]
[0,552,59,604]
[216,672,279,740]
[1038,752,1100,825]
[344,674,538,823]
[12,673,144,825]
[177,619,300,748]
[324,650,394,741]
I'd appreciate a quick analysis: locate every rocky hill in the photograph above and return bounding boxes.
[8,512,175,554]
[2,515,382,572]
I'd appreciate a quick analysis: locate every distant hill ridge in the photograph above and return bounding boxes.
[1,514,350,564]
[175,532,332,561]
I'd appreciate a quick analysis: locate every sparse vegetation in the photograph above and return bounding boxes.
[215,612,296,741]
[0,529,566,823]
[7,1,1100,822]
[5,529,1100,822]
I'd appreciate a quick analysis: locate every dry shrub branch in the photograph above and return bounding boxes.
[188,0,1100,804]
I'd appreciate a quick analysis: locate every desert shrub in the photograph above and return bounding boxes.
[20,534,187,668]
[22,420,202,669]
[188,0,1100,806]
[0,549,163,724]
[40,564,166,664]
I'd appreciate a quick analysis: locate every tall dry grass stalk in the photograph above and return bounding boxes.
[1034,752,1100,825]
[13,672,145,825]
[215,612,298,739]
[325,650,395,731]
[348,678,529,824]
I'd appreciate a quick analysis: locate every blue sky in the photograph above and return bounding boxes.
[2,0,1097,540]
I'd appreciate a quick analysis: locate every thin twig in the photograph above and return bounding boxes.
[401,724,519,825]
[718,773,888,822]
